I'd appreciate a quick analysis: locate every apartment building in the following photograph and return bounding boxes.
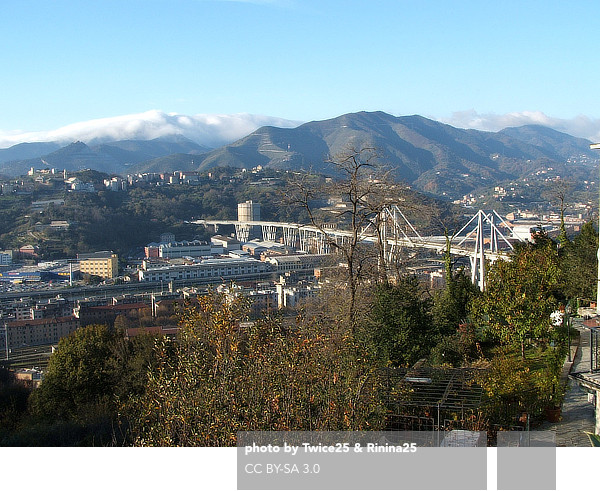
[78,251,119,279]
[0,316,80,351]
[0,250,13,265]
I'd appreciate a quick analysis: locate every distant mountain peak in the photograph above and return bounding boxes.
[0,111,594,200]
[68,140,88,147]
[188,111,593,198]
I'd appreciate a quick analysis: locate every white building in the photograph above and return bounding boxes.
[159,240,212,259]
[265,254,329,274]
[104,177,127,191]
[68,179,95,192]
[275,282,321,309]
[138,257,271,282]
[211,235,241,252]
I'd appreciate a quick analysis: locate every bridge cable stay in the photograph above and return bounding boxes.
[193,208,522,291]
[451,210,520,290]
[379,204,426,264]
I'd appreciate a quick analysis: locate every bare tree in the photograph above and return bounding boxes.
[543,179,575,246]
[286,147,400,334]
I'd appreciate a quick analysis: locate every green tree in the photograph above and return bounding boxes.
[559,220,598,301]
[0,368,31,442]
[369,275,434,367]
[28,324,157,445]
[470,234,560,359]
[432,238,479,338]
[542,179,575,247]
[31,324,121,421]
[429,323,479,367]
[476,349,544,427]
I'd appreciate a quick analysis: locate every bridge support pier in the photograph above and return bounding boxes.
[262,225,278,242]
[235,223,250,243]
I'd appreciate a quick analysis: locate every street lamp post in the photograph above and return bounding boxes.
[565,301,572,362]
[590,143,600,315]
[3,322,8,361]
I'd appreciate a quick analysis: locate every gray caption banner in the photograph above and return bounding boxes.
[237,431,487,490]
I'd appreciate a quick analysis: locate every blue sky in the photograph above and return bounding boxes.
[1,0,599,144]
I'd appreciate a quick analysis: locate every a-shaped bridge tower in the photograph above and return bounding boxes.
[191,207,525,290]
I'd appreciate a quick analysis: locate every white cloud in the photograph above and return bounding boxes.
[441,110,600,142]
[0,110,302,149]
[4,109,599,151]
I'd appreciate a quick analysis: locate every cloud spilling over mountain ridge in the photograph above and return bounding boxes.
[442,110,600,142]
[0,110,302,149]
[3,109,600,151]
[1,111,595,200]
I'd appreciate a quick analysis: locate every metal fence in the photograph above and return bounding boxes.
[591,325,600,372]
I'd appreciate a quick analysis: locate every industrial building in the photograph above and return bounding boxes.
[265,254,329,274]
[158,240,212,259]
[210,235,241,252]
[237,200,261,222]
[138,257,271,282]
[238,200,261,240]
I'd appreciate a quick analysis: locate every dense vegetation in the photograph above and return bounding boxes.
[126,293,384,445]
[0,170,293,257]
[1,222,595,446]
[0,168,455,259]
[0,156,597,446]
[0,326,156,445]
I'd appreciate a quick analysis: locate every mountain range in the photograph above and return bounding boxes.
[0,111,594,198]
[0,136,209,177]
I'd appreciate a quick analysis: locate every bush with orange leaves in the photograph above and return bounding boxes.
[125,290,385,446]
